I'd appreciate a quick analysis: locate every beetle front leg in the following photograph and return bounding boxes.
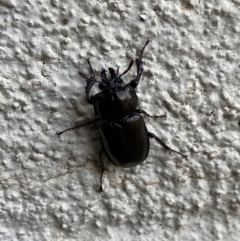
[149,132,188,160]
[99,147,105,192]
[127,40,150,88]
[136,109,166,118]
[57,117,101,136]
[78,58,99,104]
[127,57,143,88]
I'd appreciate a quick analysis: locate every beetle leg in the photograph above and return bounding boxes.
[78,71,97,104]
[118,59,134,78]
[126,57,143,88]
[57,117,101,136]
[99,147,105,192]
[148,132,188,160]
[78,58,98,104]
[136,109,166,118]
[126,40,150,88]
[139,39,151,57]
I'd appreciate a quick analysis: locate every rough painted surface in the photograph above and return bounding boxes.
[0,0,240,240]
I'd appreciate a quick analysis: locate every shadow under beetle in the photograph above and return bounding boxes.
[58,40,187,191]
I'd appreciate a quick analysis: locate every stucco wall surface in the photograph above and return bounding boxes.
[0,0,240,240]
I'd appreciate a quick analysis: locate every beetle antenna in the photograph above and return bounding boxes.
[118,59,134,78]
[139,39,151,57]
[85,57,95,77]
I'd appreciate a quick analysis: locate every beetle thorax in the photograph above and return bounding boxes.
[93,86,138,121]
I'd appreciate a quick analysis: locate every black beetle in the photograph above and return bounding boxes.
[58,40,187,191]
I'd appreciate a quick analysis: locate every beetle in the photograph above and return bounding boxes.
[58,40,187,191]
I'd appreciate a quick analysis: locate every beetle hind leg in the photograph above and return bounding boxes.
[149,132,188,160]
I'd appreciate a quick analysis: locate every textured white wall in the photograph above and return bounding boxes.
[0,0,240,240]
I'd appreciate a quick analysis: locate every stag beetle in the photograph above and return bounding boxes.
[58,40,187,191]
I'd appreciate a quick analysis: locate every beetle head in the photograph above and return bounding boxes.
[79,59,134,97]
[99,59,134,92]
[100,68,123,91]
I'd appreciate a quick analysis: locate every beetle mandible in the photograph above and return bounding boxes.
[58,40,187,191]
